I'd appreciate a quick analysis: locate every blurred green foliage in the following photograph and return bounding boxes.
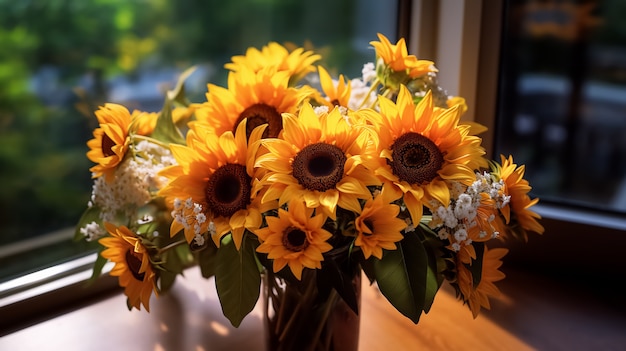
[0,0,392,248]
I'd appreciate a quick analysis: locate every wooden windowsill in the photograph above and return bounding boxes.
[1,266,625,351]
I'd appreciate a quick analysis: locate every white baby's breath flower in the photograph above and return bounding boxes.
[193,233,206,246]
[171,197,209,235]
[207,221,217,236]
[451,242,461,252]
[404,217,415,232]
[80,221,106,241]
[137,215,154,225]
[454,228,468,242]
[361,62,376,83]
[347,63,377,110]
[89,141,176,223]
[314,105,330,115]
[437,227,449,240]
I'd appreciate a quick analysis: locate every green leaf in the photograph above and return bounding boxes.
[74,205,103,241]
[166,66,197,106]
[198,239,219,278]
[150,99,185,145]
[415,225,445,313]
[372,231,429,324]
[86,251,108,286]
[317,259,359,315]
[163,244,186,274]
[157,270,178,293]
[215,234,261,327]
[157,245,185,293]
[360,253,377,285]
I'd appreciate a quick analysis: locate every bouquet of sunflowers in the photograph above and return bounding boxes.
[76,33,544,346]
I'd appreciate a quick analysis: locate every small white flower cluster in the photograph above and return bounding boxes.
[348,63,377,111]
[79,221,107,241]
[313,104,351,126]
[470,171,510,210]
[171,197,215,246]
[408,71,451,108]
[83,141,176,240]
[403,217,416,233]
[429,173,509,252]
[313,105,329,115]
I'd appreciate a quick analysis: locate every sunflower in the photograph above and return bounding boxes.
[194,66,315,141]
[367,86,487,226]
[354,185,406,259]
[369,33,436,89]
[467,194,507,242]
[255,103,380,219]
[254,200,333,280]
[224,41,321,85]
[87,103,132,182]
[132,110,159,136]
[493,155,545,238]
[446,96,468,115]
[158,120,272,249]
[315,65,352,109]
[456,245,508,318]
[99,222,157,311]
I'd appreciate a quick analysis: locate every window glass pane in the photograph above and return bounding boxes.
[0,0,398,282]
[495,0,626,214]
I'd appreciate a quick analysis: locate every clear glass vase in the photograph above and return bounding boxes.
[262,268,361,351]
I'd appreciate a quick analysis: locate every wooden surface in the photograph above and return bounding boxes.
[2,266,626,351]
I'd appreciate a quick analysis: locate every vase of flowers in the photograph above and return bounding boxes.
[76,33,544,350]
[262,267,361,351]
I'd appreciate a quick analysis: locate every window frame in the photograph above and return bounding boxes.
[0,255,115,334]
[410,0,626,276]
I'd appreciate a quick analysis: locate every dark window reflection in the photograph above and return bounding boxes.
[496,0,626,214]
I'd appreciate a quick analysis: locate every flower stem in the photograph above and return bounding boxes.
[277,274,317,342]
[305,289,339,351]
[157,240,188,254]
[131,134,171,149]
[357,78,381,110]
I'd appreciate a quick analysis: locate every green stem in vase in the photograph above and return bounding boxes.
[278,273,318,342]
[306,289,339,351]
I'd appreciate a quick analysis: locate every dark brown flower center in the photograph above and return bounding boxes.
[125,250,145,281]
[389,132,443,184]
[292,143,346,192]
[236,103,282,139]
[102,133,116,157]
[205,163,252,217]
[282,226,309,252]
